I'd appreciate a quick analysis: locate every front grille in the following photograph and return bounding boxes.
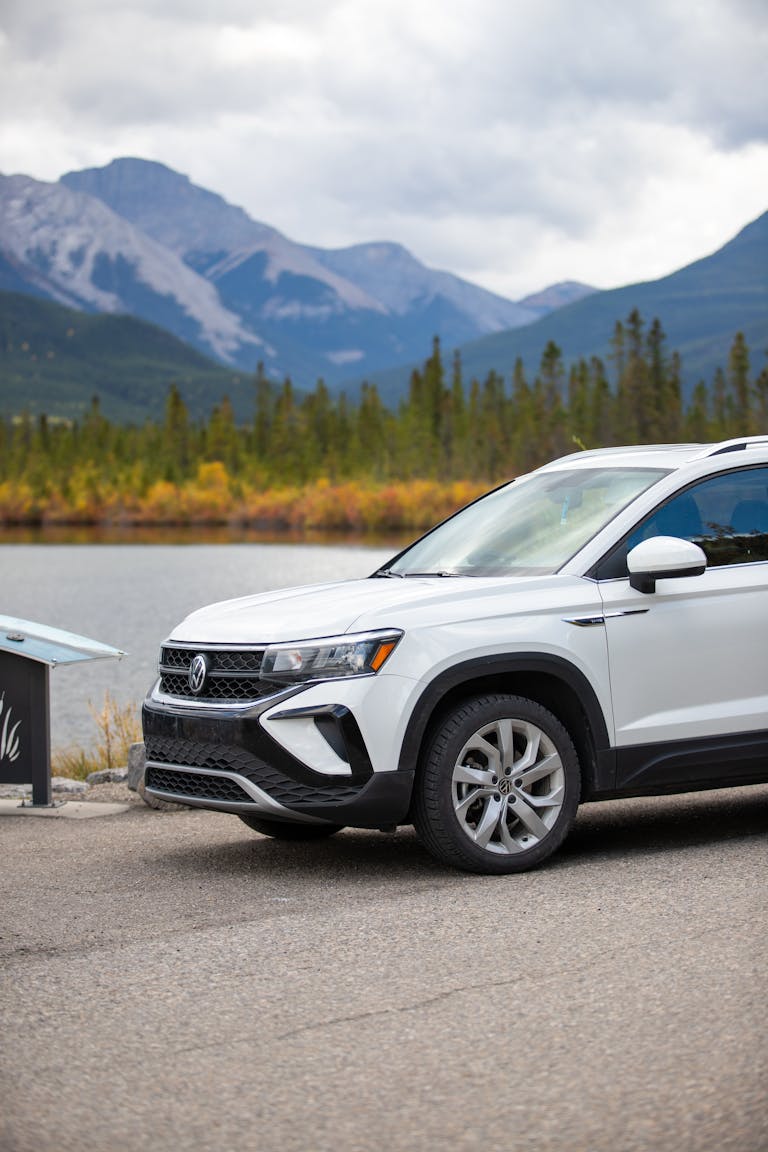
[145,734,365,808]
[159,645,274,703]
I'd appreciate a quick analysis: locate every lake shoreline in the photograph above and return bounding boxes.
[0,477,489,538]
[0,522,411,547]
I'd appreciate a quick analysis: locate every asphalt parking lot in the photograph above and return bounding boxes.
[1,783,766,1152]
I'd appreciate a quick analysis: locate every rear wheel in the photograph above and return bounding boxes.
[413,694,580,874]
[238,814,344,840]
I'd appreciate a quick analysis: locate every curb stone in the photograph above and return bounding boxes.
[86,768,128,786]
[126,742,146,791]
[128,741,187,810]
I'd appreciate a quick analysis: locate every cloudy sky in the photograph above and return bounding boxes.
[1,0,767,299]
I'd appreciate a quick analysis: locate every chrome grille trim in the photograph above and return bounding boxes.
[144,760,324,822]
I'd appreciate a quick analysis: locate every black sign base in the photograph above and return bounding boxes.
[0,650,52,806]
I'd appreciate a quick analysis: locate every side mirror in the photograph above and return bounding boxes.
[627,536,707,594]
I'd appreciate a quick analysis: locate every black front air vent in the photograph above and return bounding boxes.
[146,766,253,804]
[145,735,366,808]
[158,646,272,703]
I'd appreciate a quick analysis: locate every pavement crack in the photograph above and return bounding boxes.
[274,986,481,1042]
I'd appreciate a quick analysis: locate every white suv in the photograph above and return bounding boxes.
[142,437,768,873]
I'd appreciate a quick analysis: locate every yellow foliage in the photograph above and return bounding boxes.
[0,471,491,533]
[0,480,40,521]
[52,692,142,780]
[196,460,230,491]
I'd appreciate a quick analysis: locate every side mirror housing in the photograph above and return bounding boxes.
[627,536,707,594]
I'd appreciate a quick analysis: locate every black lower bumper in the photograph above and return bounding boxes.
[142,698,414,828]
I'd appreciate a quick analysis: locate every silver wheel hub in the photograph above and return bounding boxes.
[451,717,565,855]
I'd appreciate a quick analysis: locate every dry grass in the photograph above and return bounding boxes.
[52,692,142,780]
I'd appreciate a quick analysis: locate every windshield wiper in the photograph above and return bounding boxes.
[373,568,465,578]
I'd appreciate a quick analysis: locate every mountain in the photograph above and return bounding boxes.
[0,174,262,368]
[455,213,768,391]
[365,212,768,401]
[0,290,252,423]
[9,155,758,411]
[516,280,598,317]
[0,157,591,387]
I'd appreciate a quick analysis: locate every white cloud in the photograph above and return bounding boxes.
[0,0,767,297]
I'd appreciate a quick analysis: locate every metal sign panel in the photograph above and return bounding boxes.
[0,616,125,666]
[0,650,52,806]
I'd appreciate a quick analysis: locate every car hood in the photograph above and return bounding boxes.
[168,573,589,645]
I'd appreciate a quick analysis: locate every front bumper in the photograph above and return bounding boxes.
[142,693,414,829]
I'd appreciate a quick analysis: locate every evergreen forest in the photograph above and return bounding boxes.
[1,311,766,533]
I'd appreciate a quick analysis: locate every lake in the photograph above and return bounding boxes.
[0,540,395,750]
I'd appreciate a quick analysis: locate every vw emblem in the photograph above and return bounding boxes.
[188,653,209,695]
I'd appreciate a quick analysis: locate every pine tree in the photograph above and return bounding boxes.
[253,362,275,458]
[161,384,191,482]
[568,360,591,449]
[509,358,536,473]
[646,318,677,441]
[712,366,731,437]
[728,332,751,431]
[588,357,614,447]
[684,382,710,441]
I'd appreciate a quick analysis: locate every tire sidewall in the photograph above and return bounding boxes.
[415,693,581,874]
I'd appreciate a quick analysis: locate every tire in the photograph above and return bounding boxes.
[238,814,344,840]
[413,694,581,874]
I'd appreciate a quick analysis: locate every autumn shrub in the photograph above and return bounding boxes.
[0,480,41,522]
[238,484,304,527]
[51,692,142,780]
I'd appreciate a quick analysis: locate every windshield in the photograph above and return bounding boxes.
[385,467,669,577]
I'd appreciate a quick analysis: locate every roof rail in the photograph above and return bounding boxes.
[553,443,701,463]
[705,436,768,456]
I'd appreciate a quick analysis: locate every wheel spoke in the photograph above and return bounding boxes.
[514,750,560,785]
[498,818,524,854]
[494,719,515,770]
[454,787,492,819]
[470,735,502,774]
[523,783,564,809]
[512,723,541,772]
[454,761,496,788]
[472,795,505,848]
[512,795,550,840]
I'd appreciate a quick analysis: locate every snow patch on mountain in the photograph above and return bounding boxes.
[326,349,366,366]
[205,241,386,314]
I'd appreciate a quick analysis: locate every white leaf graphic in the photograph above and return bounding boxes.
[7,719,21,762]
[0,693,23,763]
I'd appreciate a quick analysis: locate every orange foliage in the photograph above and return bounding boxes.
[0,471,490,533]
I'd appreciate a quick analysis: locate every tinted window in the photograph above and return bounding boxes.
[597,467,768,579]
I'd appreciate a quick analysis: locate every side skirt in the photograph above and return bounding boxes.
[602,729,768,798]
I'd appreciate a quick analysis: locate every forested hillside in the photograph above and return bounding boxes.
[1,312,764,531]
[0,291,256,422]
[366,210,768,402]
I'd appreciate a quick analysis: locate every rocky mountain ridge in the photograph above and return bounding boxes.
[1,157,594,385]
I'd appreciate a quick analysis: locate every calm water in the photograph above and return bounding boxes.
[0,542,393,750]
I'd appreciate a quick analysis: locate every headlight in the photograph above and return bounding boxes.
[260,629,403,684]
